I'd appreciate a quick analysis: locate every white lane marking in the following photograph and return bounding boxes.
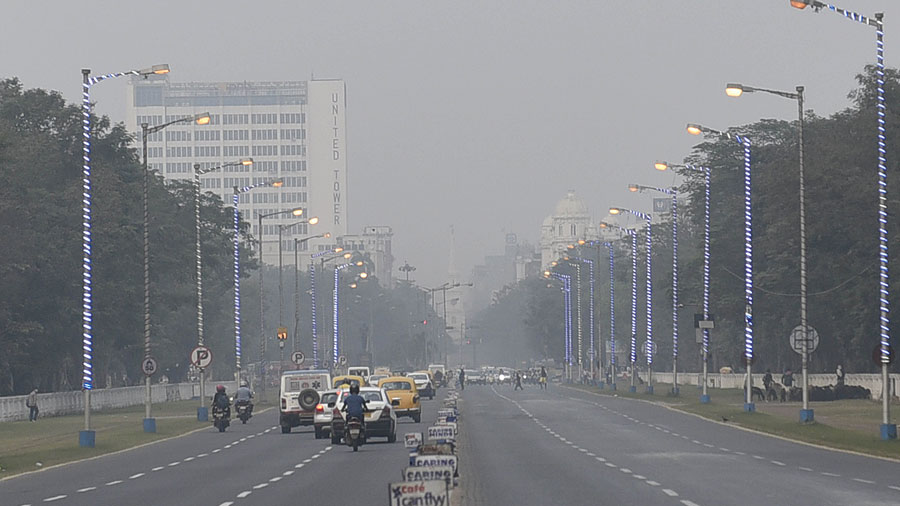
[252,483,269,490]
[578,448,588,452]
[771,461,786,466]
[283,470,295,476]
[311,454,321,459]
[719,448,730,452]
[152,466,165,471]
[821,472,840,477]
[184,457,195,462]
[681,501,701,506]
[799,467,813,472]
[224,445,232,449]
[43,496,67,502]
[237,491,252,498]
[239,438,247,442]
[733,451,745,455]
[232,441,240,445]
[752,455,764,460]
[303,458,312,463]
[168,462,180,467]
[605,462,617,468]
[129,473,145,479]
[703,443,714,448]
[269,477,282,482]
[671,433,679,437]
[587,452,596,457]
[106,480,123,486]
[662,489,679,497]
[325,446,333,451]
[646,481,660,486]
[853,478,876,484]
[595,456,606,462]
[888,485,900,491]
[247,435,255,438]
[318,449,328,454]
[620,468,632,474]
[197,453,209,458]
[220,502,234,506]
[77,487,96,493]
[295,463,305,469]
[634,475,646,480]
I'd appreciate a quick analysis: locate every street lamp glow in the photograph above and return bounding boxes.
[359,272,368,279]
[343,252,352,259]
[291,207,304,216]
[324,232,332,238]
[609,207,622,215]
[349,283,358,289]
[194,113,211,125]
[654,161,669,171]
[272,180,284,188]
[551,261,558,266]
[686,124,703,136]
[544,270,551,277]
[308,217,319,225]
[567,244,575,249]
[628,184,639,192]
[725,83,745,97]
[790,0,811,9]
[334,247,344,253]
[578,239,586,245]
[355,261,364,266]
[240,158,254,166]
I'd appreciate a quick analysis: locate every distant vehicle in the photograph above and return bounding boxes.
[428,364,447,387]
[407,371,435,400]
[332,374,365,389]
[330,386,397,445]
[464,369,481,385]
[367,373,389,387]
[279,369,331,434]
[212,405,230,432]
[378,376,421,423]
[348,366,371,378]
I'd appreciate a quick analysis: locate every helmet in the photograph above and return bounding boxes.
[216,385,225,393]
[350,384,360,395]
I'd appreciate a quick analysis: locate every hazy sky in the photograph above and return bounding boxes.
[3,1,897,288]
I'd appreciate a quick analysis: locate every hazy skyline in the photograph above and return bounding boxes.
[3,0,897,288]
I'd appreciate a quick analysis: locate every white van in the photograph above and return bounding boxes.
[279,369,331,434]
[347,366,371,379]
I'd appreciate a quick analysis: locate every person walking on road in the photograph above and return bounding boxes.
[514,371,523,391]
[26,389,38,421]
[458,368,465,391]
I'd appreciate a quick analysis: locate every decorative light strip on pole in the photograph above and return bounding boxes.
[310,263,318,368]
[604,242,616,386]
[333,263,350,364]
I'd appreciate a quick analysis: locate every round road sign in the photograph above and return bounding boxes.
[190,346,213,369]
[338,355,347,366]
[789,325,819,354]
[291,351,305,366]
[142,357,158,376]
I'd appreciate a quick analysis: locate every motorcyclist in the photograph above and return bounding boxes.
[341,384,369,429]
[235,381,253,416]
[212,384,231,417]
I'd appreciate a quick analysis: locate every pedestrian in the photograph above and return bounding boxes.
[514,371,523,390]
[26,389,38,421]
[836,364,845,387]
[781,369,794,402]
[458,368,465,391]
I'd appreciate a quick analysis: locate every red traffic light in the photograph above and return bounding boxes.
[466,339,471,345]
[423,320,428,325]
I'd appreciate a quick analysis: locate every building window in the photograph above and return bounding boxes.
[571,224,577,236]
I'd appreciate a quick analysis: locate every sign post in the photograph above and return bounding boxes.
[191,346,213,421]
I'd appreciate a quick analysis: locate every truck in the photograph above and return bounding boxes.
[279,369,331,434]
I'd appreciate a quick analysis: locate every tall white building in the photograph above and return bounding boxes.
[540,191,600,267]
[125,77,348,268]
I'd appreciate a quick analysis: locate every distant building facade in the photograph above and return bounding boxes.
[540,191,600,267]
[470,233,542,309]
[125,76,349,268]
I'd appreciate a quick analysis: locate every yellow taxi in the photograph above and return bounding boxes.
[332,375,365,389]
[378,376,421,423]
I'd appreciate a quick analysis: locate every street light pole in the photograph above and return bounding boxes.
[791,0,892,440]
[194,159,251,421]
[80,63,168,448]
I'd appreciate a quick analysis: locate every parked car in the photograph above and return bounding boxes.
[279,369,331,434]
[330,386,397,444]
[407,371,435,399]
[377,376,421,423]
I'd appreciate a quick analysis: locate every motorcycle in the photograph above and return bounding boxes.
[212,405,230,432]
[235,400,252,424]
[344,416,365,452]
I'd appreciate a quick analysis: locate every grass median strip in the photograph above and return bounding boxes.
[565,382,900,460]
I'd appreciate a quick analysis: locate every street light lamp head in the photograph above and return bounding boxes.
[349,283,358,289]
[578,239,586,245]
[790,0,810,9]
[628,184,640,192]
[291,208,304,216]
[543,270,551,278]
[599,222,609,229]
[271,180,284,188]
[725,83,745,97]
[359,272,368,279]
[567,244,575,250]
[343,252,352,259]
[308,217,319,225]
[334,247,344,253]
[138,64,170,76]
[240,158,253,166]
[323,232,332,238]
[686,124,703,136]
[551,261,558,267]
[654,161,669,171]
[609,207,622,215]
[355,261,364,266]
[195,112,212,125]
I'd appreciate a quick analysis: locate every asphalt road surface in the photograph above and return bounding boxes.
[457,383,900,506]
[3,396,446,506]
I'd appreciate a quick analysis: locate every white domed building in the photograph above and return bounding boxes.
[540,191,600,267]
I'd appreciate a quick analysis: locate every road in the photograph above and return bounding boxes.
[2,396,445,506]
[457,383,900,506]
[7,384,900,506]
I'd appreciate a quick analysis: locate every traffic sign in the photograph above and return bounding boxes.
[338,355,347,366]
[141,357,158,376]
[190,346,213,368]
[291,351,305,366]
[789,325,819,354]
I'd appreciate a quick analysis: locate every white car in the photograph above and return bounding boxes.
[312,389,345,439]
[407,372,435,399]
[330,387,397,444]
[367,374,389,387]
